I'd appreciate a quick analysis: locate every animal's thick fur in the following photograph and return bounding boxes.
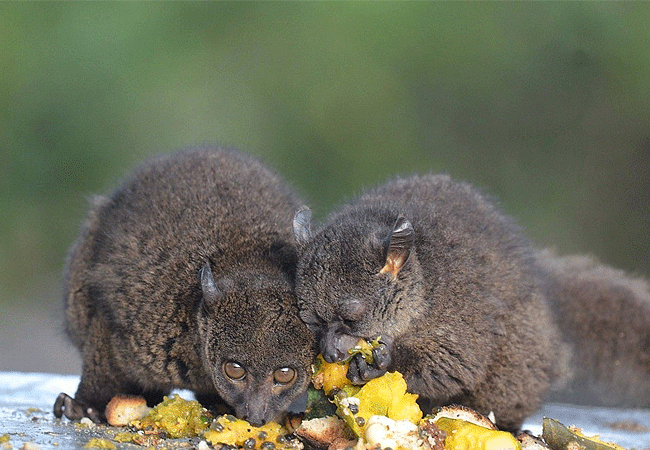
[55,147,315,425]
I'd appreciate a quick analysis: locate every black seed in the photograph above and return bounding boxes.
[257,431,268,440]
[276,435,287,444]
[261,441,276,450]
[355,417,365,427]
[225,414,237,422]
[348,404,359,414]
[243,438,256,449]
[211,422,225,432]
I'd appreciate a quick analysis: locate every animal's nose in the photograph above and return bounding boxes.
[322,347,347,363]
[244,415,266,427]
[238,400,269,427]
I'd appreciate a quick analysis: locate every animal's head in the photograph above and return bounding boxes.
[197,262,316,425]
[292,207,423,363]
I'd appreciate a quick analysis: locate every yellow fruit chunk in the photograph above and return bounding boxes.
[203,415,290,449]
[311,339,383,396]
[335,371,422,437]
[84,438,116,449]
[312,354,353,395]
[435,417,520,450]
[130,394,211,438]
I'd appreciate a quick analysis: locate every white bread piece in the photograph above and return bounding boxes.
[425,404,498,430]
[104,395,151,426]
[294,416,354,450]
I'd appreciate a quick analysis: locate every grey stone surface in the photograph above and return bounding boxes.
[1,372,649,449]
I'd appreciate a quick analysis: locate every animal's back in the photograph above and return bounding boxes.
[539,250,650,407]
[349,174,553,315]
[355,174,650,412]
[63,147,302,372]
[368,175,562,412]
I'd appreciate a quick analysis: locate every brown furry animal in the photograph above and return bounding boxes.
[293,174,650,431]
[54,147,316,426]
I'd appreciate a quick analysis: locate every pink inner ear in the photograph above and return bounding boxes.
[380,253,403,277]
[380,216,413,278]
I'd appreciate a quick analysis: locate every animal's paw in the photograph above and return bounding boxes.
[53,392,102,423]
[371,338,392,370]
[347,337,392,384]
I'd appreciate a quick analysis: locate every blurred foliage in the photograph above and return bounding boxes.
[2,2,650,307]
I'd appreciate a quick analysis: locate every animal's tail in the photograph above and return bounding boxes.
[537,250,650,407]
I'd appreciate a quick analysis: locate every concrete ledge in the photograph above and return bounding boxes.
[1,372,648,448]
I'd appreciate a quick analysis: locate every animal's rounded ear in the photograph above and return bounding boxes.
[293,206,313,247]
[380,216,414,278]
[200,262,224,313]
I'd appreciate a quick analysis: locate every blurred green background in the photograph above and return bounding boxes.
[2,2,649,374]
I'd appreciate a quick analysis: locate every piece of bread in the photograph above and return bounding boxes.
[425,404,498,430]
[294,416,355,450]
[418,419,446,450]
[517,432,551,449]
[104,395,151,426]
[364,415,433,450]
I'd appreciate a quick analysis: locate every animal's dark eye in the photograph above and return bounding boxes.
[299,309,325,332]
[273,367,296,385]
[223,361,246,381]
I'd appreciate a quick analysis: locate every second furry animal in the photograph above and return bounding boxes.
[293,174,650,431]
[54,147,315,426]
